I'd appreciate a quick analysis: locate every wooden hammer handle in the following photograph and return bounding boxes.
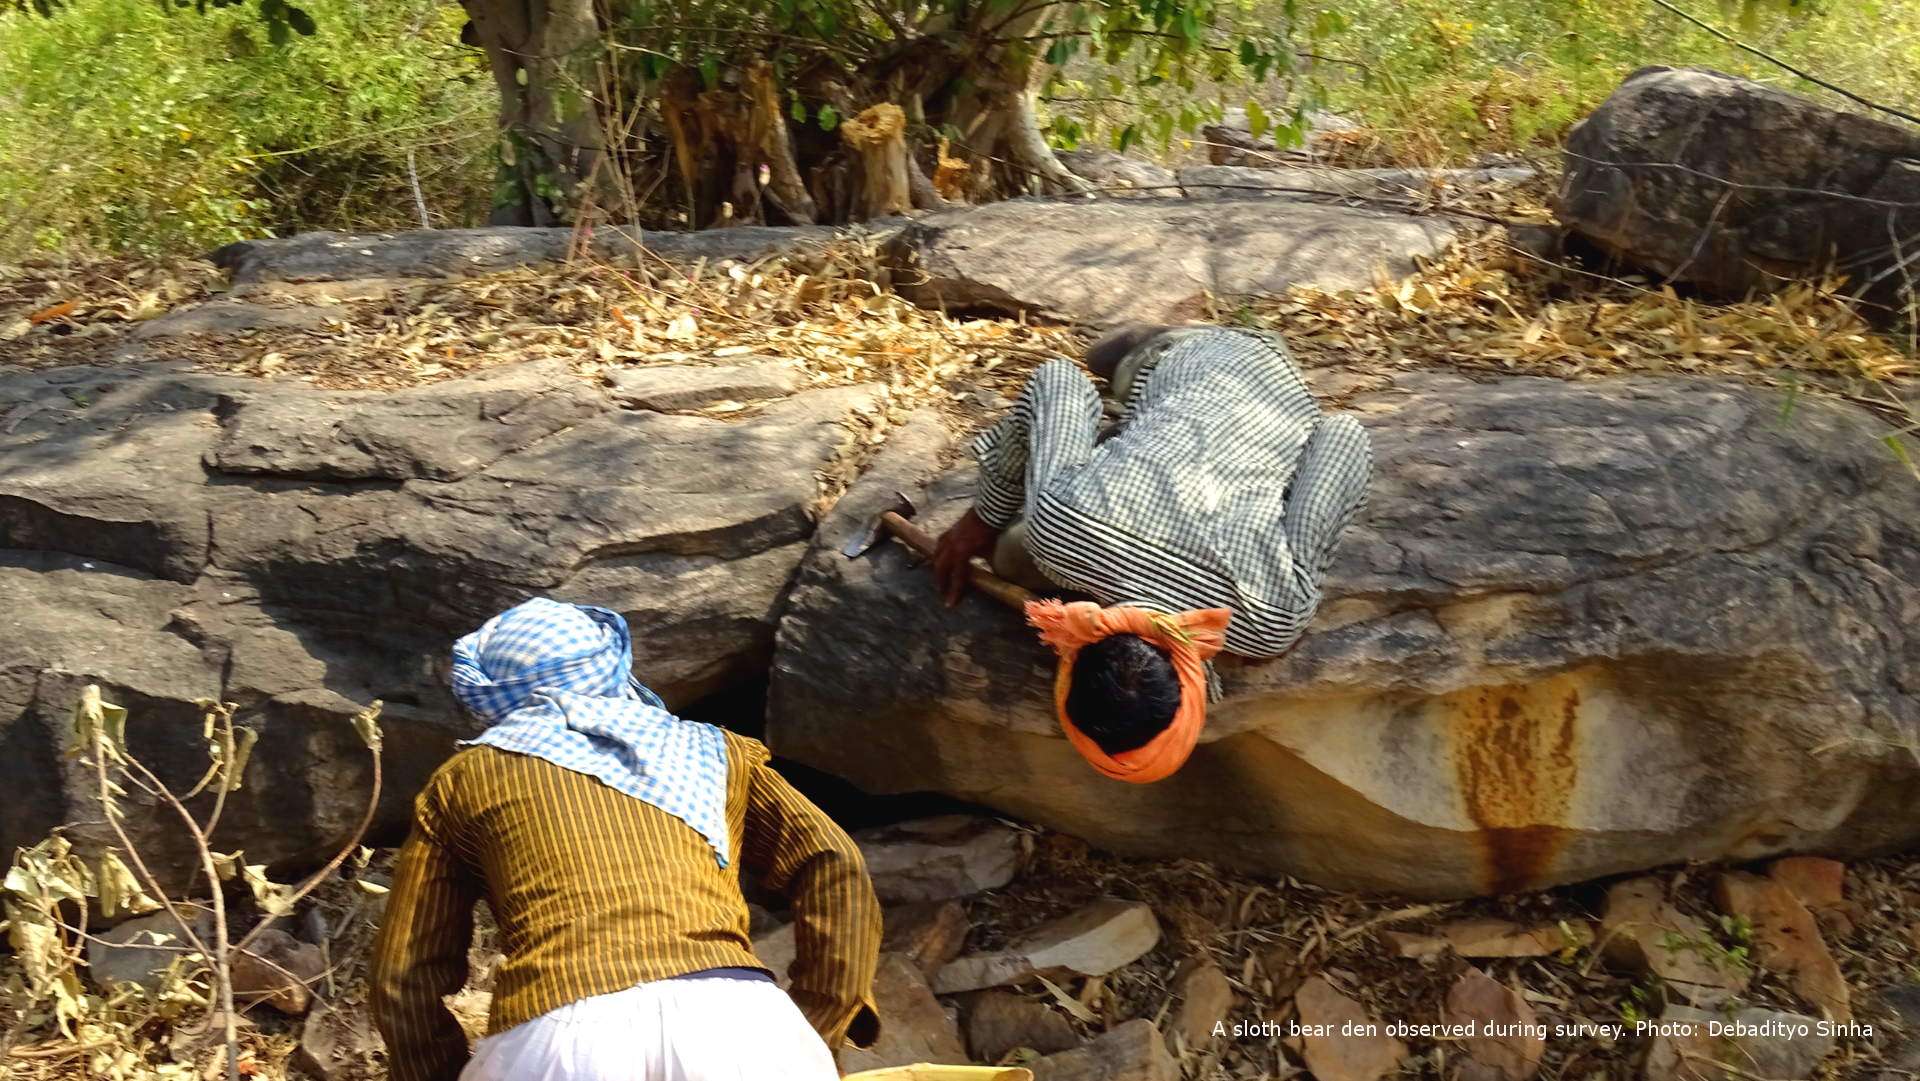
[879,511,1039,610]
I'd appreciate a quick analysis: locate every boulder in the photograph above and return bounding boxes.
[1,358,873,884]
[767,374,1920,897]
[207,223,859,285]
[887,196,1458,326]
[1560,67,1920,313]
[1178,164,1536,201]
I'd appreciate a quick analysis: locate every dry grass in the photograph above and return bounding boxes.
[1252,230,1918,410]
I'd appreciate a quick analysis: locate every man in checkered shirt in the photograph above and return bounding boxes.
[934,324,1372,757]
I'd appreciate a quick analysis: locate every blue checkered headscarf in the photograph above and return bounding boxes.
[450,598,731,866]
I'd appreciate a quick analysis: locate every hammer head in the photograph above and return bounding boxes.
[841,491,917,558]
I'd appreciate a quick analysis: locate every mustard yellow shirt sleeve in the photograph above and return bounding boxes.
[740,755,883,1049]
[369,780,478,1081]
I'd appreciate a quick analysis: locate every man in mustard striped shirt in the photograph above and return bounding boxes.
[371,598,881,1081]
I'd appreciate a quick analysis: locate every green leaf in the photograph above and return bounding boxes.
[1115,123,1139,153]
[698,54,720,90]
[817,104,840,131]
[285,4,314,35]
[1886,434,1916,476]
[790,98,808,123]
[1245,100,1270,142]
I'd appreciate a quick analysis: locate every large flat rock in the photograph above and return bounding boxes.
[887,195,1458,326]
[0,359,871,883]
[208,223,864,285]
[767,375,1920,898]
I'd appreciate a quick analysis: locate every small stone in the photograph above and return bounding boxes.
[230,927,326,1015]
[935,898,1161,994]
[1170,958,1236,1049]
[1442,966,1544,1081]
[1384,918,1592,960]
[1600,878,1746,1007]
[1713,871,1850,1021]
[964,989,1081,1062]
[855,815,1023,904]
[605,361,798,412]
[883,899,971,978]
[836,953,970,1075]
[1768,856,1860,938]
[294,1003,382,1081]
[1030,1019,1176,1081]
[1643,1004,1834,1081]
[1767,857,1846,909]
[86,910,213,994]
[1294,976,1406,1081]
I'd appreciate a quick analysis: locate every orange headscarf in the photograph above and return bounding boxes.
[1025,600,1230,784]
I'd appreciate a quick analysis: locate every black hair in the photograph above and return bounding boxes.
[1064,633,1182,755]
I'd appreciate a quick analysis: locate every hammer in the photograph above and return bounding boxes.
[842,492,1038,610]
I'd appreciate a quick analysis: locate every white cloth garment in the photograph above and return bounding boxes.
[459,978,841,1081]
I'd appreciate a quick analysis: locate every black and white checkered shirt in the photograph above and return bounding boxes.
[971,327,1372,659]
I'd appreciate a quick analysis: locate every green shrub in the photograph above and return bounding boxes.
[0,0,495,258]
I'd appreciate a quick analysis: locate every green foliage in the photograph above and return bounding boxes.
[1310,0,1920,161]
[0,0,493,257]
[1042,0,1920,165]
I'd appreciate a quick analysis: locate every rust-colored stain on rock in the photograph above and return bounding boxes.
[1444,673,1586,894]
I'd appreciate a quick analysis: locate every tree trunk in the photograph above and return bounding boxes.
[460,0,606,226]
[841,104,913,220]
[456,1,1090,229]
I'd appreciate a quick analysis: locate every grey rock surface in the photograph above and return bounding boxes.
[1056,149,1178,196]
[1,359,872,883]
[86,910,214,993]
[854,815,1024,904]
[1178,164,1536,200]
[1561,66,1920,312]
[208,223,860,285]
[766,375,1920,898]
[888,196,1458,326]
[605,361,800,412]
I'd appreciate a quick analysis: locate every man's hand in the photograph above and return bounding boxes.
[932,508,1001,607]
